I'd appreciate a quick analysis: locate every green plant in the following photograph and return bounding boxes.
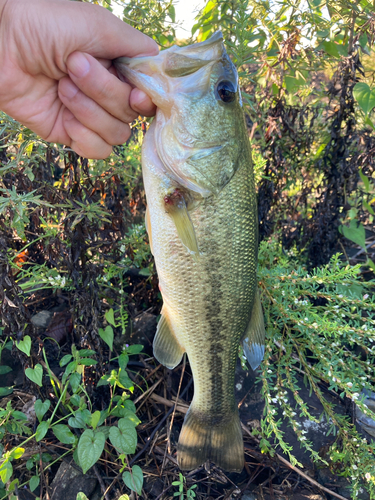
[257,239,375,497]
[172,473,197,499]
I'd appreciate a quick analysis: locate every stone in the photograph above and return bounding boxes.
[50,461,97,500]
[30,310,54,329]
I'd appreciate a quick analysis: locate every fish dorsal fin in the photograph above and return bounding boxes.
[145,205,154,255]
[153,312,185,369]
[242,288,265,371]
[164,189,199,259]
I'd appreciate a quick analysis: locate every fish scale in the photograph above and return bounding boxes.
[115,31,265,472]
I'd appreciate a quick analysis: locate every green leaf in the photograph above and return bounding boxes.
[52,424,76,445]
[69,409,91,429]
[11,447,25,459]
[168,4,175,22]
[59,354,73,367]
[353,82,375,116]
[98,326,114,351]
[0,365,12,375]
[109,418,137,454]
[118,353,129,370]
[76,494,89,500]
[70,372,81,393]
[0,461,13,484]
[366,258,375,271]
[104,308,116,327]
[78,358,98,366]
[340,220,366,249]
[16,335,31,356]
[126,344,143,355]
[359,169,370,192]
[77,430,105,474]
[91,411,101,430]
[118,496,130,500]
[29,475,40,492]
[122,465,143,496]
[35,421,49,441]
[34,400,50,423]
[25,364,43,387]
[321,40,340,58]
[0,387,13,397]
[363,200,375,216]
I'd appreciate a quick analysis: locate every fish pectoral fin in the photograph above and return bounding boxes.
[242,288,266,371]
[153,313,185,369]
[164,191,199,259]
[145,205,154,255]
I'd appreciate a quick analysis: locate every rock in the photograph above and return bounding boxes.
[50,461,98,500]
[115,312,157,354]
[30,310,54,329]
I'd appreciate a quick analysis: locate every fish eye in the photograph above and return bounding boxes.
[216,80,236,103]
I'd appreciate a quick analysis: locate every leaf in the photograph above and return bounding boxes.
[168,4,175,22]
[353,82,375,116]
[126,344,143,355]
[0,387,13,397]
[11,447,25,459]
[118,496,130,500]
[104,309,116,327]
[25,364,43,387]
[76,494,89,500]
[70,372,81,393]
[77,430,105,474]
[34,399,50,423]
[91,411,101,430]
[78,358,98,366]
[35,421,49,441]
[122,465,143,496]
[52,424,76,445]
[340,220,366,249]
[16,335,31,356]
[359,169,370,192]
[60,354,73,367]
[69,409,91,429]
[0,461,13,483]
[29,475,40,492]
[0,365,12,375]
[321,40,340,58]
[109,418,137,454]
[98,326,114,351]
[118,353,129,370]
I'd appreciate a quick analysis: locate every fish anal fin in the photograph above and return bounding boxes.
[153,313,184,369]
[178,405,244,472]
[242,288,266,371]
[145,205,154,255]
[164,189,199,259]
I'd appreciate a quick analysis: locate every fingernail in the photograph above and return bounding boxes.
[60,79,79,99]
[67,52,90,78]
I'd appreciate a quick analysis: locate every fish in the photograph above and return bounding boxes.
[115,31,265,473]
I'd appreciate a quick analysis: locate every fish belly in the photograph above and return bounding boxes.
[143,124,258,472]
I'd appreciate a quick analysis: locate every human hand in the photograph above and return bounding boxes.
[0,0,158,159]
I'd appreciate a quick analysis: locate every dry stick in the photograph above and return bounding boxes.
[133,377,163,406]
[241,424,348,500]
[129,377,193,467]
[161,356,187,472]
[93,464,110,500]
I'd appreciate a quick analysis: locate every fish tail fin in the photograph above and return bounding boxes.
[177,405,244,472]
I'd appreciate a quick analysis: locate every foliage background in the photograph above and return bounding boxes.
[1,0,375,498]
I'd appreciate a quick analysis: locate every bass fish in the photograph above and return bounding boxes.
[115,32,265,472]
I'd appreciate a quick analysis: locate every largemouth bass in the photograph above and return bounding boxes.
[115,32,265,473]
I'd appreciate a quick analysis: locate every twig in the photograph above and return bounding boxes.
[93,464,110,500]
[150,393,188,414]
[352,239,375,259]
[129,378,193,466]
[133,377,162,406]
[241,424,348,500]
